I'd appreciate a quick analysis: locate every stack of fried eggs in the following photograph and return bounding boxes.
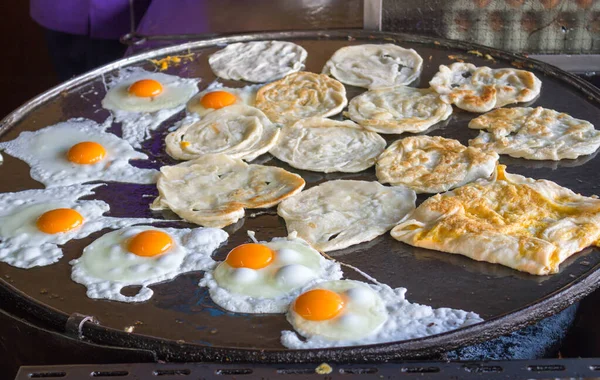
[1,37,599,350]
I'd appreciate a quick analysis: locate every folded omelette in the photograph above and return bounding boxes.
[391,165,600,275]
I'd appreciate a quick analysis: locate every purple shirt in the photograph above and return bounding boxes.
[30,0,140,39]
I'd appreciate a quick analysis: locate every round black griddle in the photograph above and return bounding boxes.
[1,30,600,363]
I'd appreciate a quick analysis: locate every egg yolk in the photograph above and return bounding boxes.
[127,230,173,257]
[128,79,163,97]
[200,91,237,109]
[67,141,106,165]
[225,243,274,269]
[293,289,345,321]
[36,208,84,234]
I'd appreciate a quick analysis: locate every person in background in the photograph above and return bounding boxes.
[30,0,151,81]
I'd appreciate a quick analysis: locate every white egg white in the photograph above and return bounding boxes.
[0,185,156,269]
[0,118,158,187]
[70,225,228,303]
[200,235,343,314]
[186,82,259,116]
[101,67,199,148]
[281,280,484,348]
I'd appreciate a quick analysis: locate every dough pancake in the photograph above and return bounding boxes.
[270,117,386,173]
[322,44,423,89]
[376,136,499,194]
[166,105,280,162]
[208,41,307,83]
[468,107,600,160]
[278,180,416,252]
[429,63,542,113]
[345,86,453,134]
[391,165,600,275]
[152,154,305,228]
[255,71,347,126]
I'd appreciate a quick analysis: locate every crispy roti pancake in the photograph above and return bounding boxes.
[345,86,452,134]
[152,154,305,228]
[269,117,386,173]
[376,136,498,193]
[278,180,416,252]
[322,44,423,89]
[429,63,541,113]
[255,71,347,126]
[166,105,279,162]
[391,165,600,275]
[469,106,600,160]
[208,41,307,83]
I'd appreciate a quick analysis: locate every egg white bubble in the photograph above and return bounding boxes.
[199,235,343,314]
[70,225,228,303]
[281,280,484,348]
[0,118,158,187]
[186,81,260,116]
[0,185,157,269]
[102,67,199,148]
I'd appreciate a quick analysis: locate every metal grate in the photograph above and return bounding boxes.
[15,359,600,379]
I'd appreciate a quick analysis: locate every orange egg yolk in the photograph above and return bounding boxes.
[225,243,274,269]
[128,79,163,97]
[36,208,84,234]
[67,141,106,165]
[200,91,237,109]
[293,289,345,321]
[127,230,173,257]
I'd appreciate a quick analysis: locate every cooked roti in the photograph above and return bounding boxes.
[429,63,542,113]
[165,105,280,162]
[322,44,423,89]
[270,118,386,173]
[255,71,347,126]
[377,136,498,194]
[391,165,600,275]
[278,180,416,252]
[208,41,307,83]
[344,86,453,134]
[152,154,305,228]
[469,107,600,160]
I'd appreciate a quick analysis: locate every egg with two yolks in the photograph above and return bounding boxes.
[187,84,259,116]
[0,185,154,269]
[70,225,228,303]
[200,235,342,313]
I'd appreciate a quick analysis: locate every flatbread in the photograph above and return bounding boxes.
[344,86,453,134]
[208,41,307,83]
[376,136,499,194]
[152,154,305,228]
[391,165,600,275]
[255,71,347,126]
[429,62,542,112]
[469,107,600,160]
[278,180,416,252]
[165,105,280,162]
[269,117,386,173]
[322,44,423,89]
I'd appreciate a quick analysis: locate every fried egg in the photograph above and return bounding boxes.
[101,67,199,147]
[209,41,307,83]
[0,118,157,187]
[166,105,279,162]
[186,82,259,116]
[200,234,342,313]
[281,280,483,348]
[0,185,155,269]
[70,225,228,302]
